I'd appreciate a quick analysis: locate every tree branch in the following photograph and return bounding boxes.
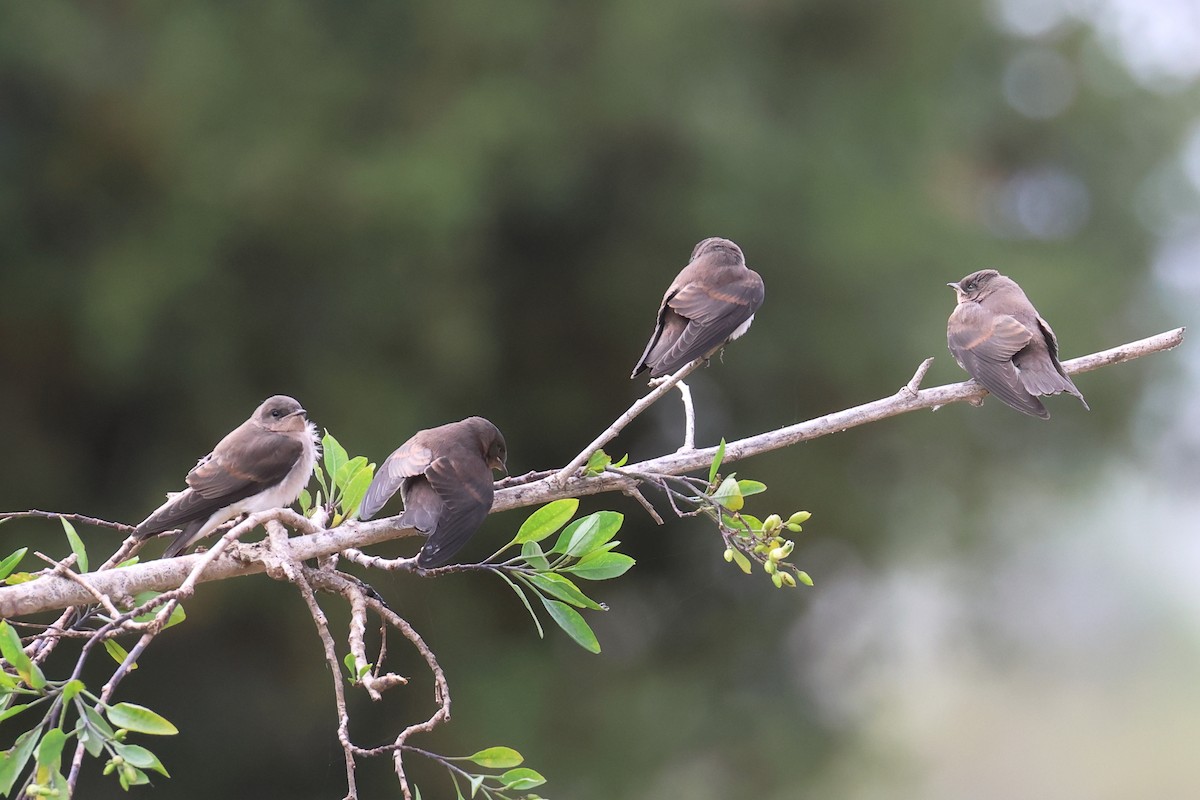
[0,326,1183,619]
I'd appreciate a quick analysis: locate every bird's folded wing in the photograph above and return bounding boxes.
[948,307,1047,417]
[415,456,493,568]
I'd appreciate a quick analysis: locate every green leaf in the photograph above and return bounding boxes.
[736,479,767,498]
[711,474,743,511]
[322,432,348,494]
[0,621,32,678]
[413,784,422,800]
[113,743,169,777]
[796,570,814,586]
[0,549,27,582]
[81,702,117,747]
[342,653,370,681]
[611,452,629,468]
[340,463,375,518]
[583,449,611,476]
[739,514,763,531]
[2,572,35,585]
[0,728,39,795]
[731,548,752,574]
[0,703,32,725]
[722,513,747,532]
[500,767,547,791]
[299,488,312,515]
[36,729,67,770]
[118,765,150,788]
[103,639,136,670]
[0,622,41,689]
[465,746,523,769]
[493,570,543,639]
[116,556,140,568]
[60,517,88,574]
[523,573,604,610]
[131,591,186,628]
[709,438,727,484]
[335,455,367,486]
[25,662,46,691]
[106,703,178,736]
[539,597,601,653]
[513,499,578,545]
[468,774,484,798]
[520,541,549,571]
[79,727,102,758]
[564,552,635,581]
[551,511,623,557]
[61,680,85,705]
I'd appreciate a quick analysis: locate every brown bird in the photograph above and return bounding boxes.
[358,417,507,568]
[135,396,320,557]
[631,237,765,379]
[947,269,1088,419]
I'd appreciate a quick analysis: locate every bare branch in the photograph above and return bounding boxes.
[0,327,1183,618]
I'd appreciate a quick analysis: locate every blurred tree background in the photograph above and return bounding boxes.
[2,1,1199,797]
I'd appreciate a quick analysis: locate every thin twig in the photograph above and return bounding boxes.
[0,510,135,532]
[552,357,704,486]
[677,380,696,451]
[622,484,664,525]
[293,567,358,800]
[904,357,935,396]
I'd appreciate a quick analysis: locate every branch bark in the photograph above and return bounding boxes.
[0,326,1184,619]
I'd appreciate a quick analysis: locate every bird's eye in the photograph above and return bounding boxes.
[964,282,976,291]
[271,410,282,418]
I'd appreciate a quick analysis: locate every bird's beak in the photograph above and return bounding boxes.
[491,457,508,476]
[288,408,307,418]
[946,282,959,290]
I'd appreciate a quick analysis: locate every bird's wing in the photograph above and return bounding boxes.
[359,439,434,521]
[415,455,494,568]
[631,285,677,377]
[645,274,764,375]
[186,430,303,499]
[1016,316,1088,408]
[136,432,303,537]
[948,305,1048,418]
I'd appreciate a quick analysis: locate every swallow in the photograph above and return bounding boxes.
[135,396,319,556]
[358,416,507,568]
[631,237,765,379]
[947,269,1088,418]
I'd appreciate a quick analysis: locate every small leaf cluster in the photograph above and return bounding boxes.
[707,440,813,589]
[416,745,546,800]
[492,498,634,654]
[582,448,627,477]
[300,431,375,525]
[0,622,178,795]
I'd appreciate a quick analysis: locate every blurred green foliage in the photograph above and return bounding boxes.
[0,1,1192,798]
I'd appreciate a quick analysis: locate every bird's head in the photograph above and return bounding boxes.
[948,269,1001,304]
[255,395,309,433]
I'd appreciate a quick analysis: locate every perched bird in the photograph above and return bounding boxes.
[359,417,507,568]
[135,396,319,557]
[631,237,765,379]
[947,269,1088,419]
